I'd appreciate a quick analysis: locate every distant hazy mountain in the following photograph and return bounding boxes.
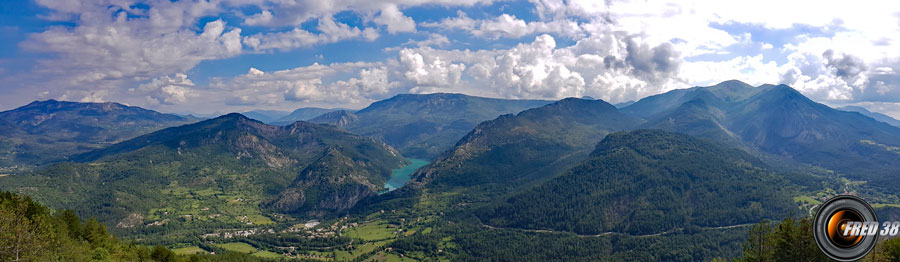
[408,98,643,194]
[839,106,900,127]
[242,109,290,123]
[2,113,407,226]
[478,130,795,235]
[621,80,764,119]
[613,100,635,108]
[624,80,900,190]
[307,110,358,128]
[272,107,345,125]
[0,100,198,170]
[338,93,552,159]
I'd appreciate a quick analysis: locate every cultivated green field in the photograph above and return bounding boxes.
[344,220,396,241]
[252,250,283,259]
[171,246,206,255]
[216,242,257,253]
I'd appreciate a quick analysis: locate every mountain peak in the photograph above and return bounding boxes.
[27,99,59,105]
[22,99,123,108]
[713,79,752,88]
[207,113,263,128]
[218,112,250,120]
[19,99,77,110]
[394,92,466,99]
[757,83,806,102]
[549,97,617,110]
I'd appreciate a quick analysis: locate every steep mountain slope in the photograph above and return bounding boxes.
[640,89,741,145]
[1,114,407,229]
[839,105,900,127]
[622,81,900,190]
[0,100,198,170]
[267,147,384,216]
[408,98,644,195]
[621,80,763,119]
[340,93,552,159]
[728,85,900,182]
[477,130,795,235]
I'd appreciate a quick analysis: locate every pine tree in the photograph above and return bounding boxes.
[879,237,900,262]
[0,193,52,261]
[743,219,774,262]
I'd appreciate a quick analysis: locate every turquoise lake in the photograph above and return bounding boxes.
[382,158,430,192]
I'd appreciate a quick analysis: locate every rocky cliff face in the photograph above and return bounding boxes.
[308,110,359,128]
[267,148,382,216]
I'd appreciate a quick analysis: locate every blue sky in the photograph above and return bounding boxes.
[1,0,899,117]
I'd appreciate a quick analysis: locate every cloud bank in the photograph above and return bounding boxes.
[2,0,899,117]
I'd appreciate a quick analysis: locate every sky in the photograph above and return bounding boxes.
[1,0,899,117]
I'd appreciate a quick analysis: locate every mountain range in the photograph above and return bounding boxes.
[398,80,900,208]
[623,80,900,189]
[365,81,900,260]
[839,105,900,127]
[269,107,346,125]
[2,80,900,261]
[312,93,552,159]
[0,100,198,172]
[408,98,642,195]
[477,130,795,235]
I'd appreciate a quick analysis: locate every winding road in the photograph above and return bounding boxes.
[480,222,757,238]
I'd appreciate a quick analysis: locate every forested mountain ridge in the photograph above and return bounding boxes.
[358,82,897,261]
[4,80,900,261]
[477,130,796,235]
[406,97,644,199]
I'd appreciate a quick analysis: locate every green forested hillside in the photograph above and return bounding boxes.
[727,85,900,187]
[5,81,900,261]
[363,130,837,261]
[408,98,643,196]
[738,217,900,261]
[0,191,276,262]
[624,81,900,191]
[478,130,796,235]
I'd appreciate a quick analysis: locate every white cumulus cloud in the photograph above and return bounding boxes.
[374,4,417,34]
[134,73,196,105]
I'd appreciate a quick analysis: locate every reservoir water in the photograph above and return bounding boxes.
[382,158,430,193]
